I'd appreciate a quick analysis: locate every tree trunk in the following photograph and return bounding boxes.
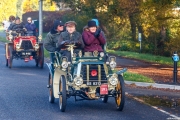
[129,14,137,41]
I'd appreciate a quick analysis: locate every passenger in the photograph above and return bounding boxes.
[25,17,37,36]
[57,21,84,62]
[9,15,15,24]
[6,15,15,32]
[82,20,106,52]
[2,19,10,31]
[44,20,64,62]
[91,18,106,41]
[8,17,25,35]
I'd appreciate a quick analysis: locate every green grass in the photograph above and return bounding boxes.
[107,50,180,66]
[0,36,8,42]
[124,72,154,83]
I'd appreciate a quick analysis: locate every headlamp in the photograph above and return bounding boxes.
[74,77,83,86]
[109,75,118,86]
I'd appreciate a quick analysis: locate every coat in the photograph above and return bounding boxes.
[57,31,84,49]
[43,29,62,52]
[82,31,106,52]
[25,23,36,35]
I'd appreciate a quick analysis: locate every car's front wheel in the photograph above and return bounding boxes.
[59,75,67,112]
[39,45,44,69]
[115,75,125,111]
[8,45,13,68]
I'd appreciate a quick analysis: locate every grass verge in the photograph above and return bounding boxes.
[124,72,154,83]
[0,36,8,42]
[107,50,179,66]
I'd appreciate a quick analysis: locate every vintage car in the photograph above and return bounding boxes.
[5,29,44,68]
[46,43,127,112]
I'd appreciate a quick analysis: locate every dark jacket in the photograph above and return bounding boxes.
[57,31,84,49]
[8,22,25,31]
[43,29,62,52]
[25,23,36,35]
[82,31,106,52]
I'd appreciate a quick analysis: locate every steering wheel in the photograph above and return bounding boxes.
[60,40,81,49]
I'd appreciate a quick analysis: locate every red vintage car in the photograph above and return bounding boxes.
[5,29,44,68]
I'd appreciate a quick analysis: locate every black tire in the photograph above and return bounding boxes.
[59,75,67,112]
[39,45,44,69]
[5,44,8,67]
[115,75,125,111]
[48,73,55,103]
[8,46,13,68]
[6,59,8,67]
[35,58,38,67]
[102,95,108,103]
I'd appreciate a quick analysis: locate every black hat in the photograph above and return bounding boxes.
[53,20,64,29]
[88,20,96,27]
[15,16,20,20]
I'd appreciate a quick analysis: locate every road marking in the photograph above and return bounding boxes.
[125,92,180,119]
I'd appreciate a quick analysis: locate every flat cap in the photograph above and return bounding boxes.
[65,21,77,27]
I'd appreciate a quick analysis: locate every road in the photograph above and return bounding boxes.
[0,35,177,120]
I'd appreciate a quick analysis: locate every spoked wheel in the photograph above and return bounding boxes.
[48,73,55,103]
[38,45,44,68]
[115,75,125,111]
[8,46,13,69]
[102,95,108,103]
[5,44,8,67]
[59,75,67,112]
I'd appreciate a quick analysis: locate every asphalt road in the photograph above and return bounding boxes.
[0,35,176,120]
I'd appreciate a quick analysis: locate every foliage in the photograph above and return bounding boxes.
[0,0,18,22]
[52,0,180,57]
[22,0,56,13]
[0,0,57,23]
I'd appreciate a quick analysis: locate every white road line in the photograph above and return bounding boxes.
[125,92,180,119]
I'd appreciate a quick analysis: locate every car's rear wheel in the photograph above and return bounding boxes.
[59,75,67,112]
[115,75,125,111]
[8,46,13,68]
[102,95,108,103]
[39,45,44,69]
[48,73,55,103]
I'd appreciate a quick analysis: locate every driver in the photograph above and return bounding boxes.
[57,21,84,62]
[8,17,25,35]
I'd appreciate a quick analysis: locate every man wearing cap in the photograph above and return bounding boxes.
[44,20,64,52]
[8,16,25,32]
[82,20,106,52]
[57,21,84,62]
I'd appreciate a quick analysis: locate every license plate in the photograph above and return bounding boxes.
[22,52,31,55]
[100,84,108,95]
[86,81,101,86]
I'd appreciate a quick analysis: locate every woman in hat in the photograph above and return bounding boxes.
[44,20,64,63]
[44,20,64,52]
[57,21,84,62]
[82,20,106,52]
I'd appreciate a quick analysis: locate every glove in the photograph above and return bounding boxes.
[59,40,69,49]
[94,28,101,38]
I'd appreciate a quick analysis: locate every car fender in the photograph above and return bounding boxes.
[116,68,127,75]
[53,68,67,98]
[46,63,54,76]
